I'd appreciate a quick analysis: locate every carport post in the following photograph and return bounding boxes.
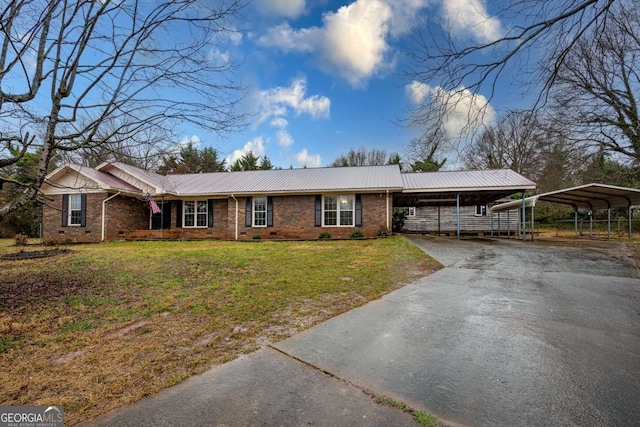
[629,207,633,238]
[507,210,510,238]
[521,192,526,241]
[608,209,611,239]
[589,211,593,239]
[531,205,535,241]
[490,212,494,237]
[456,193,461,240]
[575,209,579,237]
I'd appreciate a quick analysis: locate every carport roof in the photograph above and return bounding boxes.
[490,183,640,213]
[396,169,536,206]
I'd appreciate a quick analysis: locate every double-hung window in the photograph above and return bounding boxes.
[475,204,487,217]
[69,194,83,226]
[253,197,267,227]
[323,195,354,226]
[184,200,208,227]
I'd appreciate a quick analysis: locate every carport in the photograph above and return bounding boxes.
[395,169,536,239]
[489,183,640,239]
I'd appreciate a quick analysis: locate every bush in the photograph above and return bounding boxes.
[392,208,407,232]
[14,233,29,246]
[377,226,390,237]
[318,231,331,239]
[252,234,262,240]
[350,230,364,239]
[43,237,72,247]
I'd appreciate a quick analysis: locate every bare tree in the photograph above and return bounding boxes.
[329,146,401,167]
[0,0,247,219]
[405,0,622,158]
[551,3,640,163]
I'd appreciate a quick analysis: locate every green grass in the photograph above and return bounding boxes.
[377,396,440,427]
[0,237,439,425]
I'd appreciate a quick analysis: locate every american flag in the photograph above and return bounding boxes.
[149,197,161,214]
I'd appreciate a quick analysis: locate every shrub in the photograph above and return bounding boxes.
[252,234,262,240]
[318,231,331,239]
[392,208,407,232]
[350,230,364,239]
[377,226,390,237]
[14,233,28,246]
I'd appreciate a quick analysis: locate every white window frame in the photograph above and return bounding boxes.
[253,197,267,227]
[183,200,208,228]
[475,204,487,217]
[68,194,82,226]
[323,195,355,227]
[407,207,416,217]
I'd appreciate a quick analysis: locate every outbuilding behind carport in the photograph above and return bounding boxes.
[490,183,640,239]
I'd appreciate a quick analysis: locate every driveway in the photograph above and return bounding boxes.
[85,237,640,426]
[275,237,640,426]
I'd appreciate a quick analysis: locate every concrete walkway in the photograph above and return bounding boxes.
[84,237,640,427]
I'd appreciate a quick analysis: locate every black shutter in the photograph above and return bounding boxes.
[267,197,273,227]
[176,200,183,228]
[355,194,362,227]
[61,194,68,227]
[245,197,252,227]
[208,199,214,228]
[315,195,322,227]
[80,194,87,227]
[163,201,171,229]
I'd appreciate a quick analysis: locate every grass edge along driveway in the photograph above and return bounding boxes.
[0,236,440,425]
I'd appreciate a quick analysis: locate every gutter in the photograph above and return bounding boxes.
[101,192,122,242]
[231,194,238,240]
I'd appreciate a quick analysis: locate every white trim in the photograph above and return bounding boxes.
[252,196,268,228]
[68,194,83,226]
[322,194,355,227]
[182,200,208,228]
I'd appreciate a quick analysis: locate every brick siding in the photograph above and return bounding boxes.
[43,193,390,242]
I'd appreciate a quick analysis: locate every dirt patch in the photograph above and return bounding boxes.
[625,243,640,267]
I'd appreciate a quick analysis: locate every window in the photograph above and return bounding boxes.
[323,195,354,226]
[475,204,487,216]
[183,200,208,227]
[398,207,415,217]
[69,194,82,226]
[253,197,267,227]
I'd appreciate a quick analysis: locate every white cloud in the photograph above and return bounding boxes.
[255,77,330,125]
[226,136,266,165]
[295,149,322,167]
[277,130,294,147]
[270,117,288,129]
[406,80,431,105]
[410,83,496,141]
[256,0,307,19]
[440,0,502,43]
[259,0,395,87]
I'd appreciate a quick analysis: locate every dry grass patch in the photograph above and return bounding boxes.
[0,237,439,425]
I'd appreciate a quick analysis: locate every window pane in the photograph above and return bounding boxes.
[70,210,82,225]
[253,197,267,227]
[197,201,207,213]
[70,194,81,210]
[184,201,195,213]
[324,211,337,226]
[324,196,337,211]
[339,195,354,210]
[340,210,353,226]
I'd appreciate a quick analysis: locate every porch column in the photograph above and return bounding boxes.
[521,192,526,241]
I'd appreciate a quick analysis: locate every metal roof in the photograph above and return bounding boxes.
[490,183,640,213]
[167,164,404,195]
[396,169,536,207]
[402,169,536,192]
[44,164,141,193]
[98,162,177,194]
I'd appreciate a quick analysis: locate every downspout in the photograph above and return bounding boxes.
[101,192,122,242]
[231,194,238,240]
[386,190,390,231]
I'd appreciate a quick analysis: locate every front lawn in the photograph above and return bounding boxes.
[0,237,439,425]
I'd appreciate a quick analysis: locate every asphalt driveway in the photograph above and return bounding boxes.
[86,237,640,427]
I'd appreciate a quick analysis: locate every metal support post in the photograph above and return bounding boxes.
[456,194,461,240]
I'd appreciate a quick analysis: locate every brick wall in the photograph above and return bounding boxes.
[43,193,391,242]
[235,194,389,240]
[43,193,148,243]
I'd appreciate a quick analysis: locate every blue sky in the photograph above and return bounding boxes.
[182,0,530,169]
